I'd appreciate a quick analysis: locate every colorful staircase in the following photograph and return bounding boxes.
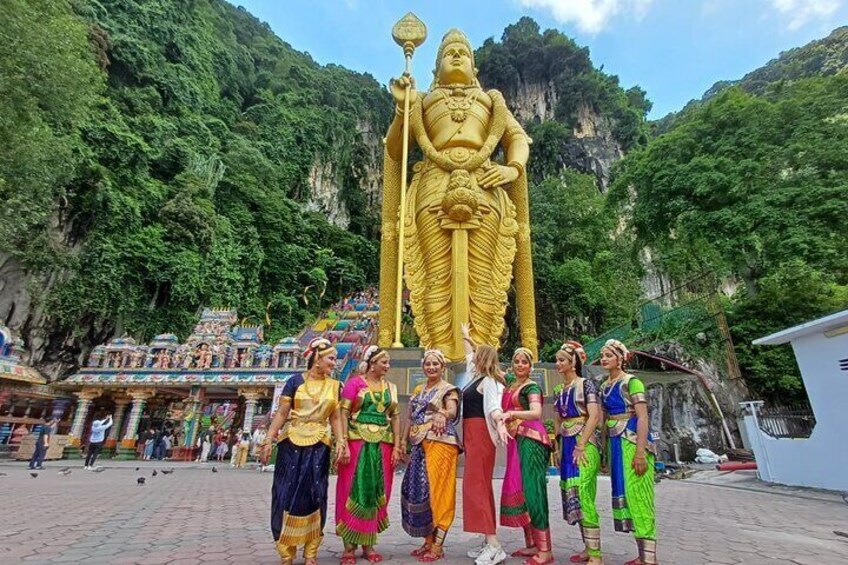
[296,291,379,382]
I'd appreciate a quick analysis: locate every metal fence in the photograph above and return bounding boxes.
[756,403,816,439]
[583,272,739,366]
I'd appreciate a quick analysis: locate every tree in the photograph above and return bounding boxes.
[612,76,848,401]
[530,170,641,357]
[0,0,103,263]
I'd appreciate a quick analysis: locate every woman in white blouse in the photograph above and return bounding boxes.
[461,324,509,565]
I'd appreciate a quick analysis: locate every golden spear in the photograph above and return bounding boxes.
[390,13,427,348]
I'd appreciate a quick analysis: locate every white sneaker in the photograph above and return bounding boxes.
[84,466,90,470]
[475,545,507,565]
[467,540,487,559]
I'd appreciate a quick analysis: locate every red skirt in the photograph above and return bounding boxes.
[462,417,497,534]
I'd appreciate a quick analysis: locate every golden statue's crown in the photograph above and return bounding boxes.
[436,28,475,67]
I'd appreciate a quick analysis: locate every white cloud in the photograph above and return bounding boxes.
[701,0,728,16]
[518,0,655,34]
[770,0,841,30]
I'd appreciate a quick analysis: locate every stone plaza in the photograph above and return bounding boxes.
[1,461,846,565]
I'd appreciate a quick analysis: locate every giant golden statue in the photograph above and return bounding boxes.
[378,25,537,362]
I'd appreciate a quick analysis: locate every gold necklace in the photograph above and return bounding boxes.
[365,376,387,413]
[303,372,328,403]
[511,375,530,390]
[439,88,479,122]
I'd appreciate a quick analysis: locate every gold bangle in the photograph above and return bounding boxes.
[507,160,525,177]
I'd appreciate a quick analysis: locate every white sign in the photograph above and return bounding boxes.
[271,383,285,414]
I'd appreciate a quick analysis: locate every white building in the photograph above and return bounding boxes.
[742,309,848,491]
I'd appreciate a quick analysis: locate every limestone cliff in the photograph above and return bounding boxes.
[643,344,749,460]
[500,79,625,190]
[306,119,384,230]
[0,255,111,382]
[475,18,646,191]
[355,119,384,211]
[306,160,351,228]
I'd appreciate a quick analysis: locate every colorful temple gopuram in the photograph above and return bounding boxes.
[53,294,379,460]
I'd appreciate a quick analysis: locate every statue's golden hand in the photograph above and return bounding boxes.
[389,76,418,108]
[478,164,519,189]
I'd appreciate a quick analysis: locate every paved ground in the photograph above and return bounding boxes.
[1,461,846,565]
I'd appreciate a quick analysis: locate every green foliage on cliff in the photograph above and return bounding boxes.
[476,17,651,150]
[613,75,848,401]
[655,26,848,134]
[529,169,642,357]
[0,0,389,344]
[0,0,104,267]
[472,18,648,356]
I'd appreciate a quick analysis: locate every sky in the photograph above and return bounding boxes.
[229,0,847,119]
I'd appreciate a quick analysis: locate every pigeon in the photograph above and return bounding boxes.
[137,477,146,486]
[161,468,174,475]
[58,469,72,476]
[152,469,158,477]
[0,472,8,476]
[135,467,140,471]
[91,466,105,473]
[30,472,38,478]
[212,466,218,473]
[59,467,70,473]
[842,491,848,505]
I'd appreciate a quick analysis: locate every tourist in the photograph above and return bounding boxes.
[198,425,215,463]
[336,346,402,565]
[233,429,250,468]
[84,412,112,470]
[28,416,57,470]
[143,428,155,460]
[400,349,461,562]
[599,340,658,565]
[554,341,603,565]
[230,429,240,467]
[151,426,167,460]
[215,434,228,462]
[136,427,149,458]
[163,429,173,459]
[251,425,266,463]
[459,324,508,565]
[259,338,347,565]
[501,348,553,565]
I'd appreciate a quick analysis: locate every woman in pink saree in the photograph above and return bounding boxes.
[500,347,554,565]
[336,346,403,564]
